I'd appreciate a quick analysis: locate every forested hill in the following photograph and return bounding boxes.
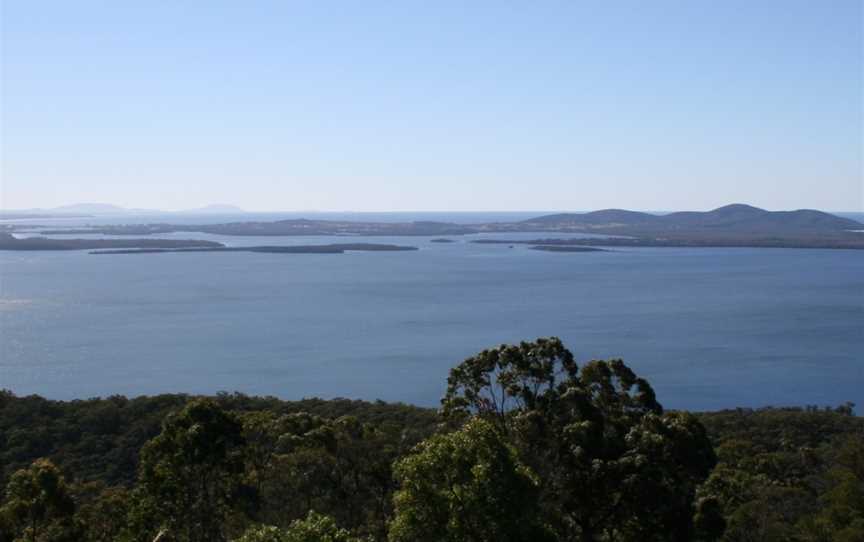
[521,203,863,232]
[1,339,862,541]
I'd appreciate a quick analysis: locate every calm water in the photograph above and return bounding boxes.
[1,214,862,411]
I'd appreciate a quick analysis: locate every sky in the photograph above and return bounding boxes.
[1,1,861,212]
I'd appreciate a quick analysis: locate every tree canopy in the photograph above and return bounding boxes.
[389,417,553,542]
[0,338,861,541]
[442,338,714,541]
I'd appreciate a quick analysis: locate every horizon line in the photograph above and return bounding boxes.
[1,204,862,215]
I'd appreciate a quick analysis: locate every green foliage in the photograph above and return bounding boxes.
[389,417,553,542]
[132,399,246,542]
[245,412,404,539]
[0,392,189,489]
[0,391,436,542]
[236,511,360,542]
[796,435,864,541]
[234,512,359,542]
[0,459,77,542]
[697,406,864,542]
[0,391,436,491]
[69,482,130,542]
[0,340,861,542]
[442,337,713,541]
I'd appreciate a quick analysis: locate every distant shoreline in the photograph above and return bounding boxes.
[0,234,419,254]
[90,244,419,255]
[2,204,863,251]
[474,237,864,250]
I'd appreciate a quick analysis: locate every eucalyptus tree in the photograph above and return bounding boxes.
[234,512,358,542]
[0,459,76,542]
[441,337,717,541]
[388,417,554,542]
[132,399,246,542]
[248,412,397,539]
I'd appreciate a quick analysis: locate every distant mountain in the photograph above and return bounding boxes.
[525,209,660,225]
[523,204,862,232]
[660,203,769,227]
[657,204,862,231]
[748,209,864,231]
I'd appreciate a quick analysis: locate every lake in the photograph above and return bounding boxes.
[1,213,862,411]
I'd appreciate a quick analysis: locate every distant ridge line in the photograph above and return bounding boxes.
[521,203,862,231]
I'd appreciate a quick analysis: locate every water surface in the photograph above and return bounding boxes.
[1,216,862,411]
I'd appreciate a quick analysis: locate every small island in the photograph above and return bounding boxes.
[90,243,419,255]
[529,245,606,253]
[0,233,223,251]
[0,234,418,255]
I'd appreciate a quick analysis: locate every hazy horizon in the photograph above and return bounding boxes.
[2,1,862,212]
[3,201,864,215]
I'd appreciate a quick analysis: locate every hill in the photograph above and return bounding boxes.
[522,203,862,232]
[524,208,660,226]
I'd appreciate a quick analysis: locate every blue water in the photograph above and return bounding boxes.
[0,214,862,411]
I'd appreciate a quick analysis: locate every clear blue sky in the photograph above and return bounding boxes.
[1,1,861,212]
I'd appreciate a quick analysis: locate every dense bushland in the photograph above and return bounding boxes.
[1,338,861,541]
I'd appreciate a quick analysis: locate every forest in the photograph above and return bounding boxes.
[1,338,861,541]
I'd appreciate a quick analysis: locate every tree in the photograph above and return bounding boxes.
[248,413,397,538]
[388,417,554,542]
[0,459,76,542]
[697,407,864,541]
[71,482,131,542]
[132,399,246,542]
[441,337,716,542]
[234,512,357,542]
[797,435,864,542]
[692,497,726,542]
